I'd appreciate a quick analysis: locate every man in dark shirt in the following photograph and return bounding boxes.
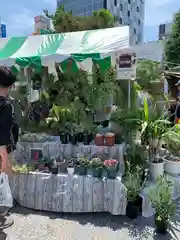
[0,67,17,230]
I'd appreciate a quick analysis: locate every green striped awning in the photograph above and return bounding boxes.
[0,26,129,71]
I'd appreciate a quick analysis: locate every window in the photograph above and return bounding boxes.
[138,19,140,25]
[159,24,165,35]
[120,4,123,11]
[114,0,117,6]
[128,10,130,17]
[119,17,122,24]
[134,28,136,34]
[137,6,139,12]
[128,0,131,3]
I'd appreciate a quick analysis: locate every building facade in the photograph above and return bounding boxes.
[57,0,145,45]
[0,17,7,38]
[159,22,172,40]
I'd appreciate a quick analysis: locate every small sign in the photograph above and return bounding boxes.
[116,52,136,80]
[30,148,43,161]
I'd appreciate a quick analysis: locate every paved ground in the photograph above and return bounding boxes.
[0,204,180,240]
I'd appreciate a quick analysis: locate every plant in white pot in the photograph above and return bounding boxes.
[163,126,180,176]
[139,100,171,180]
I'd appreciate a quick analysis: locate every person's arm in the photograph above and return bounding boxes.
[0,103,13,174]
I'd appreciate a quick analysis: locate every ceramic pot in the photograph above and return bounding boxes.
[149,161,164,180]
[105,135,115,146]
[164,158,180,176]
[92,168,103,178]
[74,166,87,175]
[95,134,104,146]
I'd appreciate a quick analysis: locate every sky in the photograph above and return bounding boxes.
[0,0,179,42]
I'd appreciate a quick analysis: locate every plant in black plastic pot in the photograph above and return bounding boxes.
[123,170,142,219]
[148,176,175,234]
[74,157,89,175]
[104,159,118,179]
[90,158,103,178]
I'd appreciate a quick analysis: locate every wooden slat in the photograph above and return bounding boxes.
[12,172,127,215]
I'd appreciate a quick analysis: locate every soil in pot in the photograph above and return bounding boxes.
[95,134,104,146]
[60,133,68,144]
[126,201,140,219]
[105,134,115,147]
[155,216,168,234]
[74,166,87,175]
[92,168,103,178]
[70,134,78,145]
[84,133,92,145]
[106,168,117,179]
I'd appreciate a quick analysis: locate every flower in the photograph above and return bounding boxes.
[104,159,118,169]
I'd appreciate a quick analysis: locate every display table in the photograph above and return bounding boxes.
[9,172,127,215]
[141,174,180,218]
[14,142,124,167]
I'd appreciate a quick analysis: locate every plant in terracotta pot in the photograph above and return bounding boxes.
[105,132,115,146]
[90,158,103,178]
[104,159,118,179]
[74,157,89,175]
[148,176,175,234]
[123,170,142,219]
[95,133,104,146]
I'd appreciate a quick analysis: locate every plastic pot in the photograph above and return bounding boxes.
[106,168,117,179]
[60,133,68,144]
[105,134,115,147]
[126,201,140,219]
[83,133,92,145]
[77,133,84,142]
[74,166,87,175]
[92,168,103,178]
[134,196,143,213]
[115,134,122,144]
[95,134,104,146]
[51,167,58,174]
[155,215,168,234]
[70,134,78,145]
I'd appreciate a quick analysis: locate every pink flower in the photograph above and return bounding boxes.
[104,159,118,168]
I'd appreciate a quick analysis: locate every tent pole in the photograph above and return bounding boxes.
[24,68,31,103]
[128,79,131,108]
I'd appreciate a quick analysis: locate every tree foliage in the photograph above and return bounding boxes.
[43,5,115,33]
[165,11,180,67]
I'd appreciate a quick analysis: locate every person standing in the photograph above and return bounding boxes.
[0,67,18,229]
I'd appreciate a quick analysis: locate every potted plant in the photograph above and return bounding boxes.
[37,157,49,171]
[104,159,118,179]
[60,131,69,144]
[163,127,180,176]
[95,133,104,146]
[149,153,164,181]
[148,176,176,234]
[90,158,103,178]
[74,157,89,175]
[105,132,115,146]
[123,171,142,219]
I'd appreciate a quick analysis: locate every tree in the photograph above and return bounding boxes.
[165,11,180,67]
[43,5,116,33]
